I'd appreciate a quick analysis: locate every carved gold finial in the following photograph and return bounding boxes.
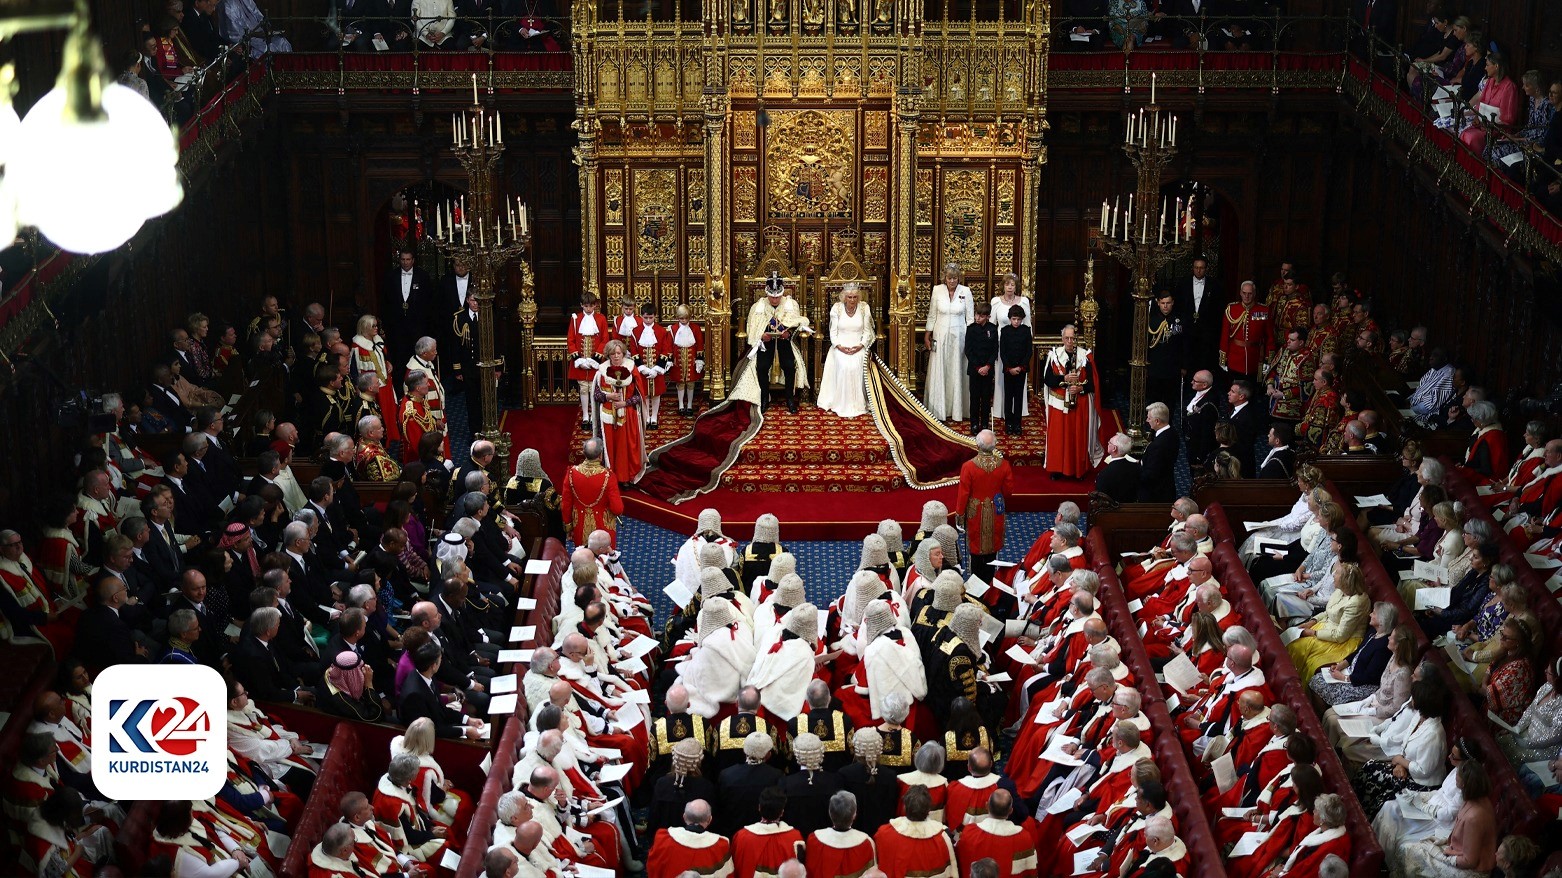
[1078,253,1099,349]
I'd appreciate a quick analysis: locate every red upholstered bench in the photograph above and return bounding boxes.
[280,722,368,877]
[1087,531,1231,878]
[1200,503,1385,877]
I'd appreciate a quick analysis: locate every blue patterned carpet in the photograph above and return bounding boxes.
[610,510,1075,622]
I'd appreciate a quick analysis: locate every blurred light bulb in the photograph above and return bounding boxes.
[9,82,183,253]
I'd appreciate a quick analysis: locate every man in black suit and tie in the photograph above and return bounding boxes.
[183,0,224,62]
[410,598,493,714]
[1137,402,1180,503]
[231,606,315,704]
[382,248,433,369]
[147,363,194,431]
[162,450,218,537]
[1095,433,1143,504]
[194,408,244,502]
[1174,257,1225,384]
[1257,423,1298,480]
[74,573,152,673]
[398,640,486,739]
[140,486,193,591]
[100,533,161,609]
[1182,369,1221,471]
[166,569,226,667]
[1226,379,1264,479]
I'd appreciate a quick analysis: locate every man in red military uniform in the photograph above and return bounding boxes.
[956,431,1014,583]
[1266,269,1312,339]
[1219,281,1273,386]
[561,439,625,547]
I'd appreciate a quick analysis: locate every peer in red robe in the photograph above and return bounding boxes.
[1461,424,1511,484]
[956,448,1014,564]
[954,791,1039,878]
[647,823,734,878]
[945,771,1002,828]
[1041,336,1106,478]
[1272,823,1349,878]
[872,814,956,878]
[805,825,876,878]
[593,348,648,483]
[732,818,804,878]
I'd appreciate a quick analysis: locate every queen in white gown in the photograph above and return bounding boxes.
[990,272,1031,419]
[923,263,974,421]
[817,283,876,418]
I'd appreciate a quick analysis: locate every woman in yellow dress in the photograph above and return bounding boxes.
[1287,561,1370,679]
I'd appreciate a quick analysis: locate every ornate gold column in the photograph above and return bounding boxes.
[1018,120,1044,297]
[890,88,921,390]
[702,88,733,399]
[574,116,602,297]
[516,259,538,408]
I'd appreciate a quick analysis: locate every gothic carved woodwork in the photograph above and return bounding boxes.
[765,109,856,219]
[605,169,625,224]
[863,166,889,222]
[687,168,706,225]
[734,166,759,223]
[734,111,758,149]
[606,234,626,275]
[997,169,1015,226]
[633,168,679,271]
[915,169,935,225]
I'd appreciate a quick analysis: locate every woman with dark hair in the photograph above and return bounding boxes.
[1354,675,1450,816]
[416,432,453,499]
[1223,762,1325,878]
[55,658,94,737]
[1214,734,1318,848]
[26,787,115,877]
[1399,759,1498,878]
[1482,615,1538,725]
[1461,49,1521,154]
[940,697,991,781]
[383,499,432,583]
[149,799,254,877]
[1376,737,1483,874]
[1419,541,1500,640]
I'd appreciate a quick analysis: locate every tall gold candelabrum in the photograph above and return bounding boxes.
[1097,81,1192,450]
[431,94,533,481]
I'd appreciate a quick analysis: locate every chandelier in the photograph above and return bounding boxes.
[0,0,184,254]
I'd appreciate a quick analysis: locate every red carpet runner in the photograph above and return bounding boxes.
[635,355,977,503]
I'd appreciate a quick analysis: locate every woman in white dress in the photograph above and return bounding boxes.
[1376,738,1478,877]
[923,263,973,421]
[817,283,876,418]
[989,272,1031,421]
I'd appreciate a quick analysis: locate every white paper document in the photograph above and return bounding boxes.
[615,704,646,730]
[440,849,462,870]
[1355,493,1392,508]
[524,559,553,575]
[1005,643,1039,666]
[1280,627,1303,645]
[590,747,623,761]
[1041,735,1085,767]
[664,581,695,609]
[1526,761,1556,784]
[1332,699,1371,718]
[1211,752,1237,792]
[1072,850,1101,875]
[480,751,493,774]
[574,867,616,878]
[1413,560,1448,583]
[1549,572,1562,594]
[1478,102,1501,122]
[597,762,633,785]
[1047,787,1084,814]
[1242,521,1272,532]
[1066,823,1106,844]
[487,693,519,715]
[517,597,538,611]
[488,673,518,694]
[1487,709,1518,734]
[509,625,537,642]
[985,672,1013,684]
[1524,553,1562,570]
[1337,716,1378,739]
[1444,640,1478,674]
[498,648,534,664]
[619,688,652,704]
[1221,807,1256,819]
[1414,587,1451,610]
[1126,599,1144,614]
[990,560,1017,568]
[1229,830,1270,858]
[965,577,991,598]
[1162,652,1203,695]
[617,657,648,675]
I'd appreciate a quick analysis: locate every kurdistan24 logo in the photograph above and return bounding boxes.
[106,696,210,756]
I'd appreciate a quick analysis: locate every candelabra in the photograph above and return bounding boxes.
[1097,75,1192,449]
[431,80,533,480]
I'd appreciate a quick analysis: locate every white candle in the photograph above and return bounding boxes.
[1142,215,1148,244]
[1127,193,1133,229]
[479,216,486,247]
[473,73,479,105]
[521,204,529,237]
[436,205,443,239]
[497,113,503,145]
[1151,72,1156,104]
[1110,198,1118,238]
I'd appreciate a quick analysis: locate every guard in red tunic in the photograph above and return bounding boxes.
[399,371,447,463]
[568,293,611,429]
[561,440,625,547]
[1042,326,1104,479]
[956,433,1014,583]
[668,305,706,417]
[1220,282,1273,384]
[633,303,674,430]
